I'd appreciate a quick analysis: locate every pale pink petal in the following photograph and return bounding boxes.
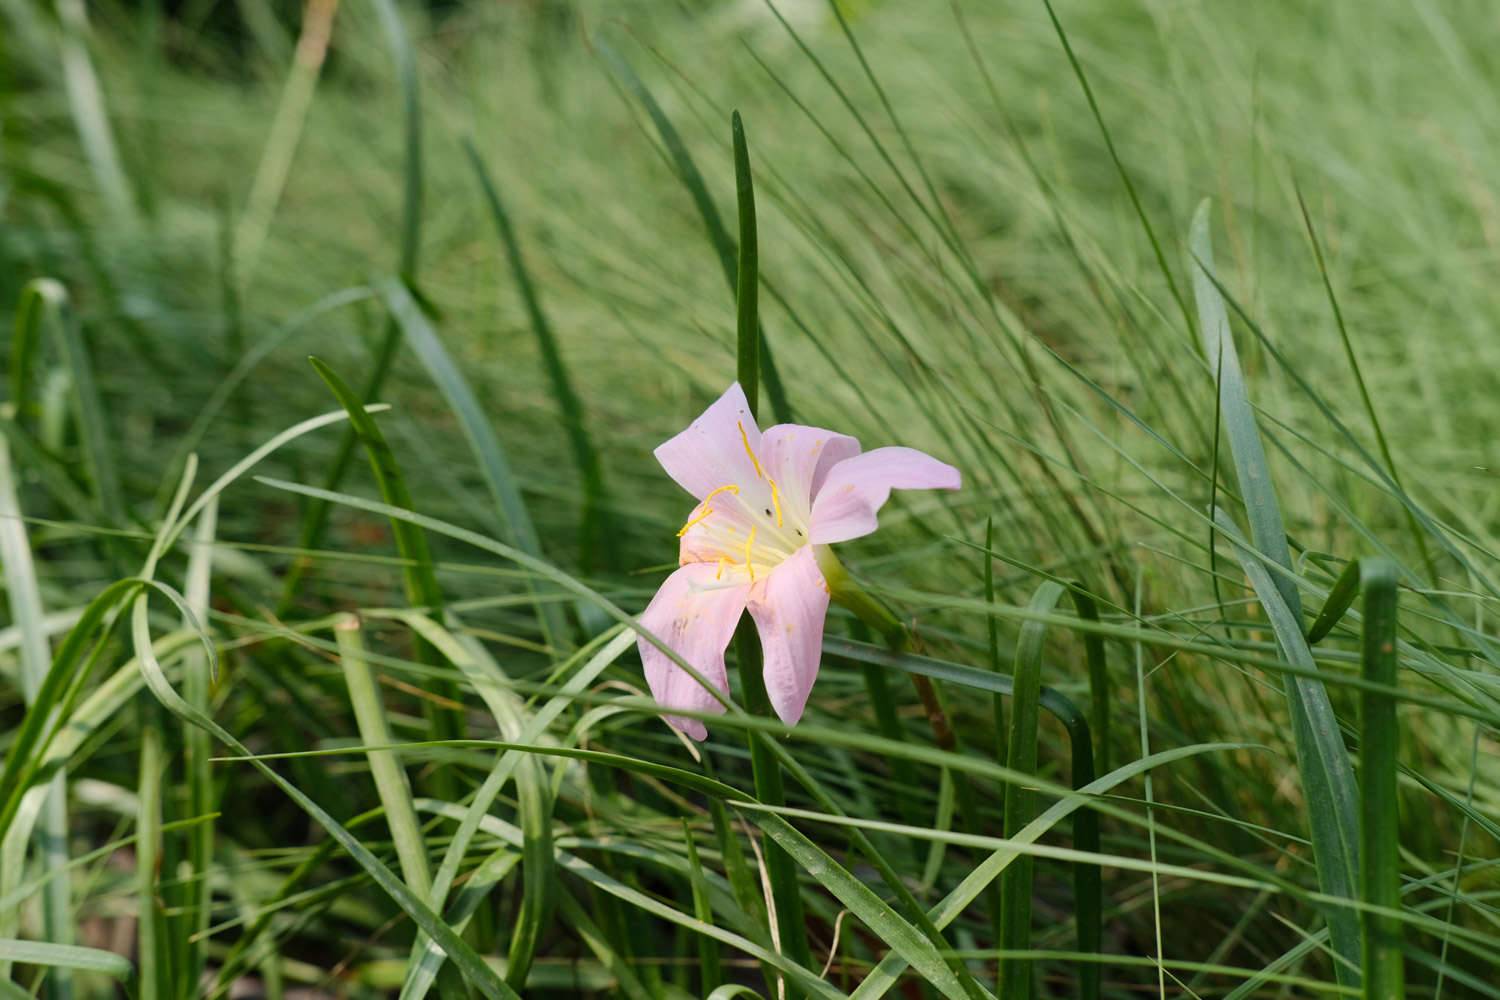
[758,424,861,526]
[654,383,764,501]
[808,447,961,544]
[747,545,829,726]
[637,564,750,740]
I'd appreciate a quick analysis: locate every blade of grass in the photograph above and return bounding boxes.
[728,109,811,996]
[130,588,521,1000]
[310,356,465,756]
[0,939,132,981]
[1308,558,1363,644]
[463,139,614,572]
[1359,559,1404,996]
[136,697,168,999]
[1189,202,1299,619]
[1295,188,1435,583]
[276,0,421,612]
[0,430,72,993]
[1215,508,1361,985]
[684,818,724,994]
[54,0,137,228]
[998,580,1066,1000]
[333,614,433,898]
[232,0,339,287]
[179,497,218,996]
[9,278,124,526]
[380,279,570,653]
[395,624,632,1000]
[596,42,790,422]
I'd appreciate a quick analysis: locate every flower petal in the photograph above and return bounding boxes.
[747,545,830,726]
[758,424,861,526]
[808,447,961,544]
[654,383,765,501]
[637,564,750,740]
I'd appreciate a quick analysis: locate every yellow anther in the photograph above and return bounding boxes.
[676,506,714,537]
[737,421,766,480]
[769,478,784,527]
[744,526,757,582]
[703,483,741,505]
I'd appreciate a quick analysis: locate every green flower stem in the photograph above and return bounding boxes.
[736,620,811,999]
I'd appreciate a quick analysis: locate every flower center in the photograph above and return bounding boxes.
[673,422,809,582]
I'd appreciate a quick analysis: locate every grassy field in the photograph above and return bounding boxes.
[1,0,1498,996]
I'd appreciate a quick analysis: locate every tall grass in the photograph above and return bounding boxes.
[1,0,1496,996]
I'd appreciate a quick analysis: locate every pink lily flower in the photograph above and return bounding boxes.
[638,383,961,739]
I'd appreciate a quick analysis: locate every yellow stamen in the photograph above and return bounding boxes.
[703,483,741,505]
[715,556,729,580]
[768,478,784,527]
[737,421,766,480]
[676,506,714,537]
[744,526,757,582]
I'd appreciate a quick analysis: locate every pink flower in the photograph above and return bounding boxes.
[638,383,961,739]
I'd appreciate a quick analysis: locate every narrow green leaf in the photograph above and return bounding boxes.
[1359,559,1405,997]
[179,497,218,996]
[379,279,570,653]
[309,355,465,750]
[130,589,521,1000]
[999,580,1066,1000]
[1308,558,1362,645]
[684,818,724,994]
[333,614,433,898]
[397,624,632,1000]
[1216,509,1361,984]
[732,110,760,415]
[275,0,420,611]
[755,813,969,1000]
[0,424,73,990]
[8,278,124,525]
[729,105,810,996]
[464,140,613,572]
[597,41,790,422]
[1190,201,1300,619]
[0,938,132,979]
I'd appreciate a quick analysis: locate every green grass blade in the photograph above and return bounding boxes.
[1308,558,1362,645]
[9,278,124,526]
[1295,188,1436,582]
[754,812,970,1000]
[999,580,1067,1000]
[596,40,790,422]
[129,588,521,1000]
[373,0,421,280]
[1189,201,1299,620]
[0,939,132,981]
[733,110,760,414]
[309,355,464,748]
[275,0,421,611]
[1359,559,1405,997]
[0,431,72,992]
[180,497,218,995]
[333,614,433,898]
[54,0,137,228]
[1039,0,1192,337]
[683,818,724,995]
[380,278,570,653]
[136,698,168,998]
[1215,509,1361,984]
[464,139,614,572]
[728,116,811,993]
[397,625,631,1000]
